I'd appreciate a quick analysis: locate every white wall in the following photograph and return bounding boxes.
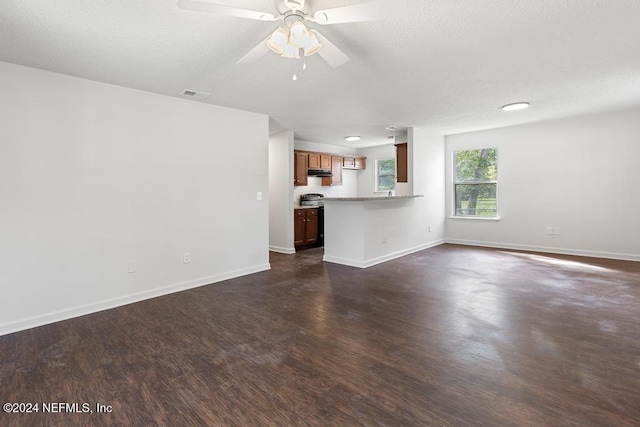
[0,62,270,335]
[445,107,640,261]
[355,128,446,250]
[269,131,295,253]
[323,127,445,267]
[412,127,446,241]
[293,140,358,202]
[356,144,396,197]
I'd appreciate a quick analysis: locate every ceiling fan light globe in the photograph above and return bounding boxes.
[289,21,309,48]
[280,44,300,59]
[304,44,322,56]
[267,26,289,54]
[266,40,283,54]
[303,31,322,56]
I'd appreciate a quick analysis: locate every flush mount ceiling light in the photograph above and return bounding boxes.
[385,126,398,131]
[345,136,361,142]
[502,102,530,111]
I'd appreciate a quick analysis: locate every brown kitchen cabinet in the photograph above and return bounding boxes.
[307,152,320,169]
[395,142,408,183]
[294,151,308,186]
[294,208,319,249]
[320,154,331,169]
[308,152,331,170]
[343,156,367,170]
[322,156,343,186]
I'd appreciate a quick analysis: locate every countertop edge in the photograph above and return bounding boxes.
[324,195,424,202]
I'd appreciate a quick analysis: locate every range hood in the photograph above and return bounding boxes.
[308,169,333,177]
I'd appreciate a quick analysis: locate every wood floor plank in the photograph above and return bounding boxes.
[1,244,639,426]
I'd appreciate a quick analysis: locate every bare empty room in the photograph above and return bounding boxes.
[1,1,639,425]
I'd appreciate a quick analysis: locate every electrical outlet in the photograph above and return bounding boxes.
[128,261,137,274]
[183,252,191,264]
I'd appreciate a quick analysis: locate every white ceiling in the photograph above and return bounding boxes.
[2,0,640,148]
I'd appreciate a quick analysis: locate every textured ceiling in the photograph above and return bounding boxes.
[1,0,640,147]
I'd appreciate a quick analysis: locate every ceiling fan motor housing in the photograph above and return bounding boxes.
[285,0,306,11]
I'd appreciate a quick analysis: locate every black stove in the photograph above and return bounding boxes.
[299,193,325,207]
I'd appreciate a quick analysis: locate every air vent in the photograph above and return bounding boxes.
[180,89,210,99]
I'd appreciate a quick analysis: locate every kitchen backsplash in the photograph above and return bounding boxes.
[293,171,358,204]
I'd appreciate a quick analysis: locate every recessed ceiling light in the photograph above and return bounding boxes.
[502,102,530,111]
[345,136,361,142]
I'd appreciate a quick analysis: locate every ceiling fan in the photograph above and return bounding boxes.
[177,0,407,68]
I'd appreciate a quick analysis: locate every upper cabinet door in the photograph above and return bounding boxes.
[395,143,408,183]
[294,151,308,186]
[343,157,355,168]
[320,154,331,170]
[308,152,321,169]
[343,156,366,170]
[322,156,343,186]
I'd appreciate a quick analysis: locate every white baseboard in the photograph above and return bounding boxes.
[269,245,296,254]
[323,240,445,268]
[445,239,640,262]
[0,263,271,337]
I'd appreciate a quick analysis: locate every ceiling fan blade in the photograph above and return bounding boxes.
[314,31,349,67]
[312,0,407,25]
[237,39,270,64]
[177,0,278,21]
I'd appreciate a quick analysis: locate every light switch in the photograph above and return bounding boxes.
[257,191,263,201]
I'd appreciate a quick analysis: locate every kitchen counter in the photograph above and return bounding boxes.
[322,195,432,268]
[324,195,423,202]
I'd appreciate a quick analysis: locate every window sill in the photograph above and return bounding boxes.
[449,216,501,221]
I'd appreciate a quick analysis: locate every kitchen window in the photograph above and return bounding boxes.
[376,158,396,192]
[453,147,498,217]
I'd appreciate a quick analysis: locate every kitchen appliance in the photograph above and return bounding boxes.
[300,193,325,246]
[307,168,332,177]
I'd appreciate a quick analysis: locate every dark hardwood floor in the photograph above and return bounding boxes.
[2,244,640,426]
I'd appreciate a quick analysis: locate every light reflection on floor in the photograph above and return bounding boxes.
[499,251,616,272]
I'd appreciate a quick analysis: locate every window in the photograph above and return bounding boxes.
[376,158,396,192]
[454,148,498,217]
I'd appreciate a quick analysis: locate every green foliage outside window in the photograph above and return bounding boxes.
[454,148,498,217]
[377,159,396,192]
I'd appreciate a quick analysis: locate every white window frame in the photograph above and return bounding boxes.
[375,158,396,193]
[451,148,499,220]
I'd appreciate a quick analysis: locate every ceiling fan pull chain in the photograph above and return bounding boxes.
[292,57,298,81]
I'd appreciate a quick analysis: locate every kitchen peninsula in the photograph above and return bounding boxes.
[322,195,426,268]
